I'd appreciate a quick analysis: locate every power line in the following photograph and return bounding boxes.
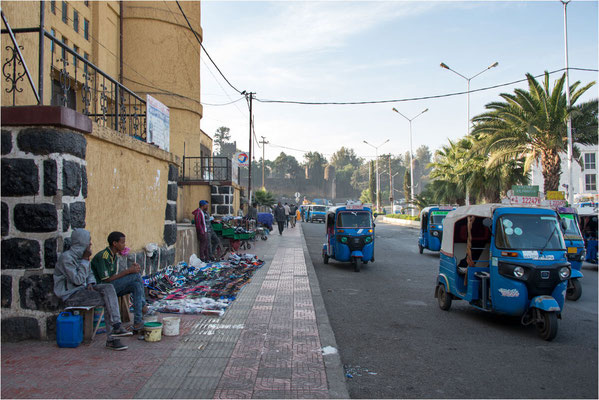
[174,0,243,95]
[255,67,598,106]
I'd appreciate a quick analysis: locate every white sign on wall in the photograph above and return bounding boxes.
[146,94,170,151]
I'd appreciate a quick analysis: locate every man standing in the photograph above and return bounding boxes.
[203,206,221,261]
[284,203,291,228]
[54,229,132,350]
[91,232,147,332]
[192,200,210,261]
[274,202,286,235]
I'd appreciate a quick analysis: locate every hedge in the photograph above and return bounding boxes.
[386,214,420,221]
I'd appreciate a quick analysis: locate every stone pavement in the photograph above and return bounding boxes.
[1,223,348,399]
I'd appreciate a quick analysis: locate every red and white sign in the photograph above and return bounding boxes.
[509,196,540,206]
[542,199,567,208]
[346,205,363,210]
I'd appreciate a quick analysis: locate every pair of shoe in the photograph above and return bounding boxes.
[106,338,128,351]
[112,326,133,337]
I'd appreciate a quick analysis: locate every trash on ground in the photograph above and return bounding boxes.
[321,346,338,355]
[343,365,377,378]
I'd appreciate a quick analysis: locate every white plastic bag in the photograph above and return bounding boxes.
[189,253,205,268]
[145,243,158,257]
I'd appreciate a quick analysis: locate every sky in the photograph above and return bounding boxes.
[199,0,598,163]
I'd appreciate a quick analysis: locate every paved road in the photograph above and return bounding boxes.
[302,220,598,399]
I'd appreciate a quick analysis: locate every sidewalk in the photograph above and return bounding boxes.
[1,223,348,399]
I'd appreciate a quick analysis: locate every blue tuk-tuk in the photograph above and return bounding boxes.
[322,205,375,272]
[557,207,584,301]
[308,204,327,223]
[418,206,455,253]
[435,204,570,341]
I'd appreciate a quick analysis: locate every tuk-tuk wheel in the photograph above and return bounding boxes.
[536,311,558,341]
[566,278,582,301]
[437,283,452,311]
[418,244,424,254]
[353,257,361,272]
[323,253,329,264]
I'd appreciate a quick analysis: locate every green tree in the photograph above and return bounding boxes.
[404,170,411,203]
[360,188,372,204]
[330,147,362,169]
[254,188,276,206]
[472,71,595,192]
[213,126,231,154]
[303,151,327,186]
[272,152,301,180]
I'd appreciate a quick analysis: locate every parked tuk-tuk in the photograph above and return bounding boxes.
[308,205,327,223]
[322,205,375,272]
[435,204,570,341]
[578,205,598,264]
[418,206,455,253]
[557,207,585,301]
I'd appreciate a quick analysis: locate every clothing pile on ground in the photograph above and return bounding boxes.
[142,253,264,316]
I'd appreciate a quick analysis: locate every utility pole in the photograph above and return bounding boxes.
[260,136,269,189]
[388,155,392,205]
[246,92,255,205]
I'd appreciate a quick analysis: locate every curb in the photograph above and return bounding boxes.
[299,225,350,399]
[381,216,420,228]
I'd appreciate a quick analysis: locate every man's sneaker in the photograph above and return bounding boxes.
[106,339,128,351]
[112,326,133,337]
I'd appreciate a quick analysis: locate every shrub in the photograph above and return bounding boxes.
[386,214,419,221]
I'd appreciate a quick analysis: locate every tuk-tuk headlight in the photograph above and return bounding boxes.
[513,266,525,278]
[364,236,373,243]
[559,266,571,280]
[432,230,440,237]
[341,236,348,244]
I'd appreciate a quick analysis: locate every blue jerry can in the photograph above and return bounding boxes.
[56,311,83,348]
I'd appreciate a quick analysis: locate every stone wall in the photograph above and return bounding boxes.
[211,185,234,217]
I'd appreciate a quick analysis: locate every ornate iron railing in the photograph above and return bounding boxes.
[2,23,146,140]
[182,157,233,183]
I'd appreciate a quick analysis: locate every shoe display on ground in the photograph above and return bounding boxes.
[106,339,128,351]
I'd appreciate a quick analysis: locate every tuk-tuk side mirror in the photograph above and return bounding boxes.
[561,219,568,230]
[482,218,492,228]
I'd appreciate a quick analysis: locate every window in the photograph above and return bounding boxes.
[61,36,67,60]
[584,153,596,170]
[73,10,79,32]
[83,52,89,74]
[585,174,597,191]
[51,0,56,14]
[84,19,89,40]
[62,1,67,23]
[73,45,79,67]
[50,28,56,53]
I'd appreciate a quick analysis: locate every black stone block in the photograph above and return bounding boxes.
[167,183,178,201]
[216,205,231,215]
[46,314,58,340]
[1,158,39,197]
[44,237,57,269]
[62,203,70,232]
[1,202,8,237]
[211,186,218,194]
[211,195,224,205]
[2,238,42,269]
[218,186,232,195]
[62,160,82,196]
[70,202,86,228]
[81,165,87,198]
[163,223,177,246]
[165,203,176,221]
[43,160,57,196]
[2,275,12,308]
[168,164,178,182]
[1,130,12,155]
[18,128,86,159]
[19,274,61,311]
[1,317,40,342]
[14,203,58,232]
[63,237,71,251]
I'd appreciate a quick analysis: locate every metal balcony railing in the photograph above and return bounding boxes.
[181,157,233,183]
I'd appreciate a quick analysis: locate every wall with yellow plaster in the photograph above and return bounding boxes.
[86,123,178,251]
[180,185,212,221]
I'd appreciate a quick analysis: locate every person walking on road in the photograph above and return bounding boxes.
[284,203,291,228]
[274,202,286,235]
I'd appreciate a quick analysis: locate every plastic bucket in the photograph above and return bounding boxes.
[162,317,180,336]
[144,322,162,342]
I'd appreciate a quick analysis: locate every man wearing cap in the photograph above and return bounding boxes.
[192,200,210,261]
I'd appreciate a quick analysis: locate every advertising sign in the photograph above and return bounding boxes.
[235,152,249,167]
[546,191,565,200]
[512,185,539,197]
[509,196,541,206]
[146,95,170,151]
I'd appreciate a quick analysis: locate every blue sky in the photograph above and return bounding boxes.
[199,0,598,162]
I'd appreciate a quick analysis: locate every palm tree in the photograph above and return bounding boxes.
[472,71,595,192]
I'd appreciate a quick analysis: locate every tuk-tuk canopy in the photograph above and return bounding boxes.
[440,204,555,255]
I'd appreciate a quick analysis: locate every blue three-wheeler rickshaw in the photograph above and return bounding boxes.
[322,205,375,272]
[435,204,571,341]
[418,206,455,253]
[557,207,585,301]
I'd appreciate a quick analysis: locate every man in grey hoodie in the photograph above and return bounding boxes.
[54,228,132,350]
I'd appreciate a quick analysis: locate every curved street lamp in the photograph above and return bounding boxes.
[363,139,390,212]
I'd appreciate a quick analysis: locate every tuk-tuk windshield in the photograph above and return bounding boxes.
[337,211,372,228]
[495,214,566,250]
[313,206,326,212]
[430,211,449,224]
[560,214,582,237]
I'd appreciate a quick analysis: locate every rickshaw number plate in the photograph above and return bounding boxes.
[567,247,577,253]
[346,205,363,210]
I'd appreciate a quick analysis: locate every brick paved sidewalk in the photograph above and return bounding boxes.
[1,224,348,399]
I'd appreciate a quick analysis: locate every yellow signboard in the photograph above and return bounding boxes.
[547,191,565,200]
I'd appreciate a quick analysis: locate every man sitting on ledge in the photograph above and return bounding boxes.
[54,229,132,351]
[91,231,148,332]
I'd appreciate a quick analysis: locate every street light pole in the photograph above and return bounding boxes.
[363,139,390,212]
[561,0,574,205]
[440,61,498,205]
[260,136,269,189]
[392,107,428,215]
